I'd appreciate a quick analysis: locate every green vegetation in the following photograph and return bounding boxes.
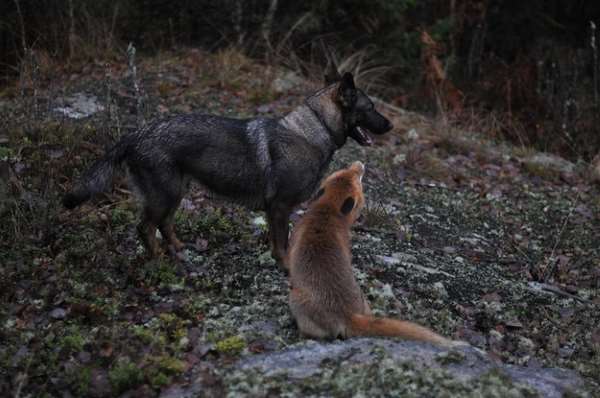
[66,366,92,396]
[146,355,186,388]
[215,336,246,355]
[109,359,144,393]
[194,207,240,243]
[59,327,86,353]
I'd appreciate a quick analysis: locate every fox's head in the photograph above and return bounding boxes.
[328,71,393,146]
[314,161,365,222]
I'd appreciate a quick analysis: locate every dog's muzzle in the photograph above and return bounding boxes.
[350,112,393,146]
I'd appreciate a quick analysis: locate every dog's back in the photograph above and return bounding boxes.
[126,112,335,209]
[130,114,272,209]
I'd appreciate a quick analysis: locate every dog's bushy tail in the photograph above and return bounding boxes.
[63,137,130,209]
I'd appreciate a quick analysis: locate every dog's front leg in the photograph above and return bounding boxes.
[266,204,292,268]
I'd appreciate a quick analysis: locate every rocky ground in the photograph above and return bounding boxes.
[1,48,599,397]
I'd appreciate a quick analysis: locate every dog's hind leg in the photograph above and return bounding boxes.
[131,164,185,257]
[267,203,292,267]
[138,213,161,258]
[155,184,186,254]
[158,209,185,252]
[159,175,191,253]
[140,197,184,257]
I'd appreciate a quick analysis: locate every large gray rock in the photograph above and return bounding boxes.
[523,153,576,175]
[234,338,585,397]
[271,71,304,93]
[54,93,105,119]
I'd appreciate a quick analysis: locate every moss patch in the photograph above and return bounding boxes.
[216,336,246,355]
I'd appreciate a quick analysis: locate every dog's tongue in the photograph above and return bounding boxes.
[356,127,373,146]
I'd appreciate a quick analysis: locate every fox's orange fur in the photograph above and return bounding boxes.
[287,161,463,348]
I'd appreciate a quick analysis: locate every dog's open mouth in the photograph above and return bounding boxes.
[350,126,373,146]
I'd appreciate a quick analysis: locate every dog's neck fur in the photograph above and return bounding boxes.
[280,84,346,150]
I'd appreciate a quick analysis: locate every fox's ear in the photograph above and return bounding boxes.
[340,196,355,215]
[350,161,365,181]
[314,187,325,199]
[338,72,356,108]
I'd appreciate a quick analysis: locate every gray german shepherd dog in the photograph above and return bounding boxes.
[63,70,392,262]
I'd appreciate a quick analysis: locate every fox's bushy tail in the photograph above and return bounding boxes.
[63,138,130,209]
[349,314,454,347]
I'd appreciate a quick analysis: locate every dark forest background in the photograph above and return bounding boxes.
[2,0,600,160]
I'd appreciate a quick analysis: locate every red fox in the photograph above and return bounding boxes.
[286,161,464,348]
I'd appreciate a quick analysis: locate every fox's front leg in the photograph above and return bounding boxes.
[266,204,292,267]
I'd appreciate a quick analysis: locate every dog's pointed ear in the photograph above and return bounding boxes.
[322,43,341,84]
[324,59,341,84]
[341,72,355,89]
[338,72,357,108]
[340,196,355,215]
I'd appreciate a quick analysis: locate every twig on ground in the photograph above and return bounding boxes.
[527,281,590,304]
[541,190,582,282]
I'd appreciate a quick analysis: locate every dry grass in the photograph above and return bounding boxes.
[335,47,393,93]
[522,161,562,181]
[272,41,393,95]
[360,200,402,232]
[446,107,528,146]
[207,46,278,104]
[212,47,253,89]
[590,154,600,184]
[404,145,451,182]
